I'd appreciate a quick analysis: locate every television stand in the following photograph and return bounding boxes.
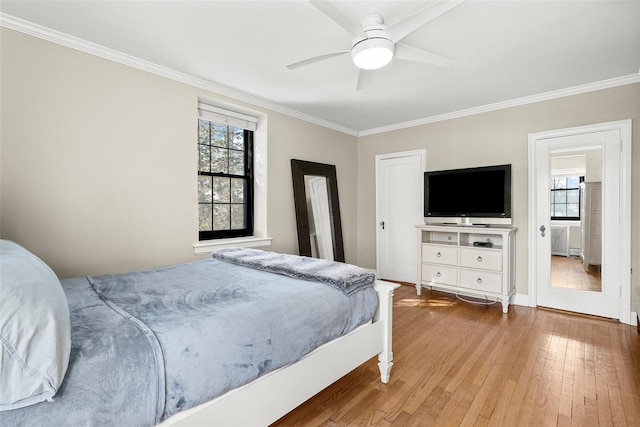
[416,224,517,313]
[441,222,490,228]
[441,217,492,227]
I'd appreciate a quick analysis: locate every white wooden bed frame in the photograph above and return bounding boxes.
[161,280,399,427]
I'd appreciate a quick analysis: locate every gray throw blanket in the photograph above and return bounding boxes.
[212,247,375,295]
[0,258,378,426]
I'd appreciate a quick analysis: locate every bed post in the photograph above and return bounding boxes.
[373,280,400,384]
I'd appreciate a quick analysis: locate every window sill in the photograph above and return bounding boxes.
[550,220,581,226]
[194,236,273,255]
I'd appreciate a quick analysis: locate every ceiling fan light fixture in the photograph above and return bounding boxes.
[351,37,394,70]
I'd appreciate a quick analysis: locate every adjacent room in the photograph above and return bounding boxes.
[1,1,639,426]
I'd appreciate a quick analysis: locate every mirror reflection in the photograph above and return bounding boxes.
[549,147,602,292]
[304,176,334,260]
[291,159,345,262]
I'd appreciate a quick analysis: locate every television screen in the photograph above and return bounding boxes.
[424,164,511,219]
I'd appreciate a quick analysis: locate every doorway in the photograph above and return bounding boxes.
[528,120,632,322]
[375,150,425,283]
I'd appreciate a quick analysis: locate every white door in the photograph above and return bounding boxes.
[532,129,622,318]
[376,151,425,283]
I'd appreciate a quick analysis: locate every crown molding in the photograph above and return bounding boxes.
[0,13,359,137]
[358,73,640,137]
[2,12,637,139]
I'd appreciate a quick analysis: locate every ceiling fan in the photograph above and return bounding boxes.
[287,0,465,90]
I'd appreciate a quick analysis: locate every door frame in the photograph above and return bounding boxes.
[375,149,426,283]
[527,120,632,324]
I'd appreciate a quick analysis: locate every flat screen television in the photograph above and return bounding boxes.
[424,164,512,226]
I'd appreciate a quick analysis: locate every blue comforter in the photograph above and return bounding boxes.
[0,257,378,426]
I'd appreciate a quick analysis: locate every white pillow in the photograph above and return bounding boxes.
[0,240,71,411]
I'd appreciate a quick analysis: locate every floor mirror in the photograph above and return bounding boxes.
[291,159,344,262]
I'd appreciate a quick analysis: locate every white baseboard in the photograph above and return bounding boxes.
[513,295,637,328]
[513,293,530,307]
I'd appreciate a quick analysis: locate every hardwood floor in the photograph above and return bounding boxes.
[272,285,640,426]
[551,255,601,292]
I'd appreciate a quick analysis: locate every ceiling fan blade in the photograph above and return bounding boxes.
[286,50,350,70]
[386,0,466,43]
[395,43,452,68]
[310,1,362,36]
[356,69,373,91]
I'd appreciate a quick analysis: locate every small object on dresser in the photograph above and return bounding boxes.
[473,241,493,248]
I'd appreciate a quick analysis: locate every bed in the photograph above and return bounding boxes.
[0,241,398,426]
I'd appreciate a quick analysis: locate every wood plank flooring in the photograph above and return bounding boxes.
[272,285,640,426]
[551,255,601,292]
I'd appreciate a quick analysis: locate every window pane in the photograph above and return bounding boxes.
[199,204,212,231]
[231,204,246,229]
[213,204,230,230]
[555,178,567,189]
[231,178,245,203]
[555,204,567,216]
[566,189,579,203]
[551,178,561,190]
[229,150,244,175]
[567,204,579,217]
[554,190,566,203]
[198,118,253,240]
[212,177,230,202]
[198,120,210,145]
[566,176,580,188]
[198,145,211,173]
[211,123,227,147]
[211,147,228,173]
[198,176,212,203]
[229,127,244,150]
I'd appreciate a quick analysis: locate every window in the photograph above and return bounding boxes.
[197,103,256,240]
[550,176,583,220]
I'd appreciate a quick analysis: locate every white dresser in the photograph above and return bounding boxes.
[416,224,517,313]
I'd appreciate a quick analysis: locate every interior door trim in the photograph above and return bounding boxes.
[527,120,632,324]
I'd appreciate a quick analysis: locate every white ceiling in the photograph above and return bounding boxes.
[2,1,639,135]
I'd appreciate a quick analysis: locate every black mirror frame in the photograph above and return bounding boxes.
[291,159,345,262]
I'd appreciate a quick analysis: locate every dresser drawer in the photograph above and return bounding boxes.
[459,247,502,271]
[421,264,457,286]
[422,245,458,265]
[459,269,502,294]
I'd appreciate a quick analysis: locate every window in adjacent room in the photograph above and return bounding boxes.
[550,176,583,220]
[197,103,257,240]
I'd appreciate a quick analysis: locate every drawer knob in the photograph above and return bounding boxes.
[477,277,483,284]
[436,252,442,257]
[477,256,483,262]
[436,272,441,278]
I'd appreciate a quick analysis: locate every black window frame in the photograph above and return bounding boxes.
[198,120,254,240]
[550,175,583,221]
